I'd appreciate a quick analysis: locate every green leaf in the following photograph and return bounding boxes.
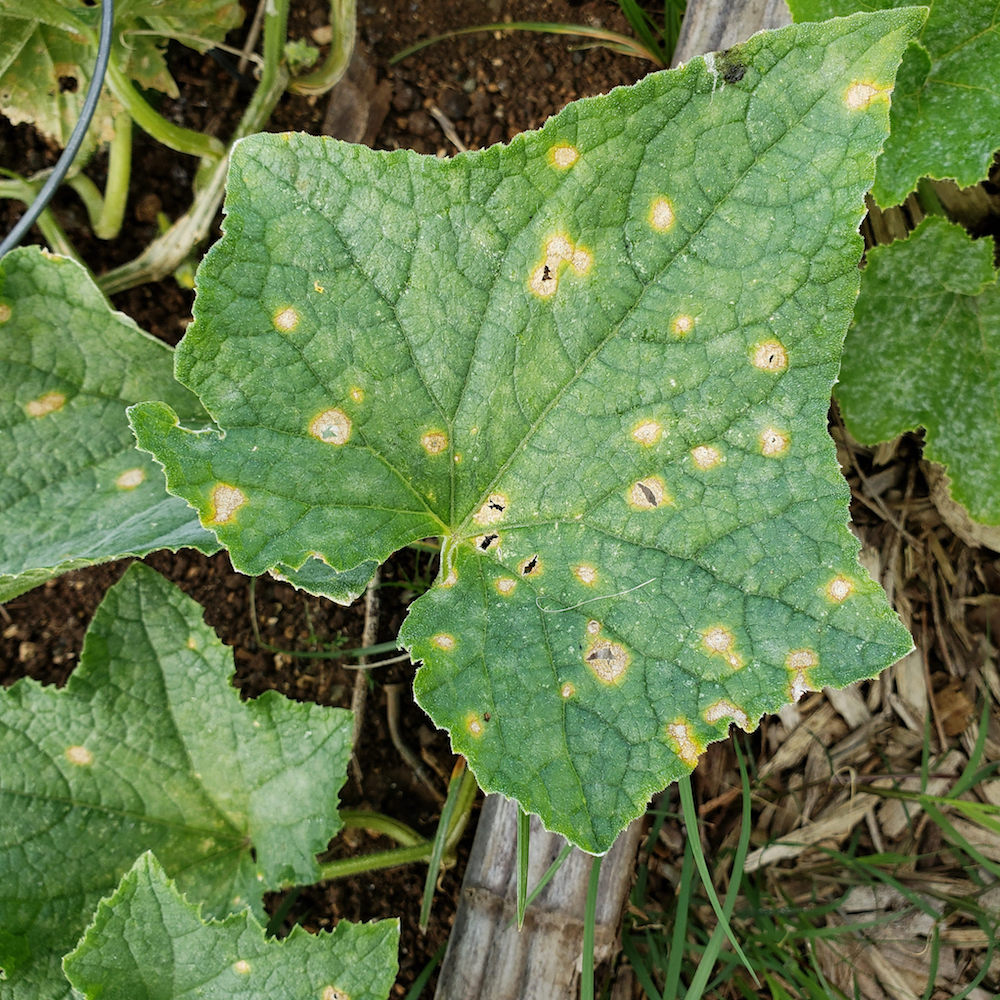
[64,853,399,1000]
[0,247,218,602]
[0,0,241,150]
[837,216,1000,523]
[788,0,1000,205]
[132,11,920,852]
[0,563,353,999]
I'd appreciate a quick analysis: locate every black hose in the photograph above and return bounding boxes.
[0,0,115,258]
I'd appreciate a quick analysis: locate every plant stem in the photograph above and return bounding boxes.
[316,840,434,881]
[94,110,133,239]
[104,61,225,162]
[0,179,81,261]
[288,0,356,95]
[339,809,426,847]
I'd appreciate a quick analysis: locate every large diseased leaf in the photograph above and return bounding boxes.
[837,216,1000,524]
[0,563,353,1000]
[789,0,1000,205]
[0,246,218,603]
[132,11,921,853]
[64,853,399,1000]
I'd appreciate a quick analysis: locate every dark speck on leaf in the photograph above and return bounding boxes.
[723,63,746,84]
[522,555,538,575]
[542,265,552,281]
[637,481,657,506]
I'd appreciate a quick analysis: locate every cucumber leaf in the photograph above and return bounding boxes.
[837,216,1000,524]
[64,853,398,1000]
[0,563,354,999]
[788,0,1000,205]
[132,11,921,853]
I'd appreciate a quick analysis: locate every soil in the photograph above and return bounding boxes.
[5,3,1000,997]
[0,2,651,994]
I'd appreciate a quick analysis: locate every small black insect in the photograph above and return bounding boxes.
[483,712,491,722]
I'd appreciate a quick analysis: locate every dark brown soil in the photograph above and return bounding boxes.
[0,2,650,993]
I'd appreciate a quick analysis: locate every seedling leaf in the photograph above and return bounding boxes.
[132,12,920,852]
[788,0,1000,205]
[837,217,1000,524]
[64,852,399,1000]
[0,563,353,999]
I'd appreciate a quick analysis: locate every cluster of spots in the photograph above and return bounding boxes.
[560,681,576,699]
[519,554,541,577]
[115,467,146,490]
[628,476,669,510]
[751,340,787,373]
[844,81,889,110]
[431,633,456,651]
[272,306,300,332]
[759,426,788,458]
[0,303,11,323]
[24,391,66,418]
[573,564,598,586]
[65,745,93,766]
[548,143,579,169]
[584,623,629,684]
[826,575,854,603]
[785,648,818,702]
[494,577,517,596]
[704,699,751,731]
[208,483,247,525]
[666,721,703,768]
[309,408,351,446]
[421,430,448,455]
[631,419,663,446]
[529,233,592,299]
[465,711,485,738]
[474,493,508,525]
[649,197,675,232]
[691,445,722,470]
[670,314,695,338]
[233,961,251,976]
[700,626,744,670]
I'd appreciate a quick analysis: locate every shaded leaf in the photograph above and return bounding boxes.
[837,216,1000,523]
[0,563,353,999]
[132,12,920,852]
[64,853,398,1000]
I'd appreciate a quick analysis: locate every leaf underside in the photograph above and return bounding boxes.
[64,853,399,1000]
[837,216,1000,524]
[0,564,353,999]
[789,0,1000,205]
[133,11,920,853]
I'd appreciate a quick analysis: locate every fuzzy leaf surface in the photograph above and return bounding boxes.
[132,12,919,853]
[789,0,1000,204]
[0,564,353,999]
[838,217,1000,522]
[0,0,241,150]
[64,853,398,1000]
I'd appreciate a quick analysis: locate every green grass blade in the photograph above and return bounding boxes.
[516,805,530,929]
[581,855,602,1000]
[663,836,696,998]
[419,757,467,931]
[404,941,447,1000]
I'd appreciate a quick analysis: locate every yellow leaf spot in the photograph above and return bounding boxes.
[759,427,788,457]
[561,682,576,699]
[666,721,703,767]
[65,745,93,766]
[628,476,669,510]
[704,699,751,731]
[25,391,66,417]
[670,314,695,337]
[529,233,592,298]
[441,566,458,588]
[495,577,517,596]
[701,625,744,670]
[233,960,251,975]
[586,619,601,636]
[321,988,350,1000]
[751,340,787,372]
[309,408,351,445]
[421,431,448,455]
[313,281,325,293]
[573,564,598,586]
[786,648,819,702]
[845,81,889,110]
[691,445,721,470]
[272,306,300,332]
[649,197,675,232]
[825,575,854,603]
[631,420,663,446]
[0,303,10,323]
[465,712,485,738]
[349,386,364,403]
[474,493,508,525]
[208,483,247,525]
[432,633,456,651]
[571,248,592,274]
[549,143,579,168]
[546,235,574,261]
[584,638,629,684]
[115,467,146,490]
